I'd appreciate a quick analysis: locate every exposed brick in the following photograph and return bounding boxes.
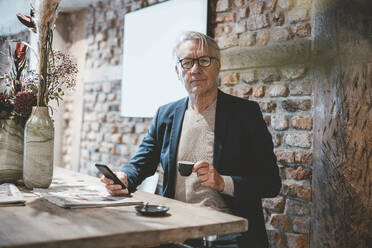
[84,93,97,102]
[289,82,312,96]
[272,27,293,42]
[285,199,310,216]
[286,233,309,248]
[238,7,249,19]
[295,150,312,165]
[220,86,233,95]
[277,0,294,10]
[272,132,282,147]
[253,85,266,97]
[269,84,289,97]
[110,133,123,144]
[217,34,238,49]
[288,6,311,23]
[81,149,90,160]
[290,166,312,180]
[262,197,285,212]
[293,218,310,234]
[271,115,289,130]
[296,184,312,200]
[217,0,232,12]
[281,99,312,112]
[123,134,138,144]
[119,124,135,134]
[214,25,225,37]
[272,12,285,26]
[221,72,239,85]
[216,13,226,23]
[267,229,284,247]
[285,133,311,148]
[263,115,271,127]
[91,122,100,132]
[232,84,253,99]
[281,66,306,79]
[238,32,256,46]
[275,149,295,163]
[279,164,286,178]
[116,144,130,156]
[249,1,265,15]
[223,25,234,35]
[107,93,116,101]
[259,100,277,113]
[257,68,280,82]
[240,70,258,83]
[291,115,313,130]
[247,14,270,31]
[216,12,236,23]
[235,21,246,33]
[270,214,291,231]
[295,23,312,38]
[134,123,149,133]
[256,30,270,46]
[234,0,245,7]
[102,82,112,93]
[268,0,278,12]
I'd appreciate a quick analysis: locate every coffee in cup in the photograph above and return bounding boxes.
[177,161,194,176]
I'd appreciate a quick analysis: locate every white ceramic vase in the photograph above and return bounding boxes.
[0,119,24,184]
[23,106,54,189]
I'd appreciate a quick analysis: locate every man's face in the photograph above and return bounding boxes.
[175,40,220,97]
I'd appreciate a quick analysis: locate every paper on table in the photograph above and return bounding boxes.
[0,183,25,206]
[33,185,143,209]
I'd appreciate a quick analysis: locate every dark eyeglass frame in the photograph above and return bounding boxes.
[177,56,218,69]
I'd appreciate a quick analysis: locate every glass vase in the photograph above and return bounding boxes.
[23,106,54,189]
[0,119,24,184]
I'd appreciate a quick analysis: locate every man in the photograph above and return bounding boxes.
[102,31,281,247]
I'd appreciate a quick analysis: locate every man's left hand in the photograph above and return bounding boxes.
[193,161,224,191]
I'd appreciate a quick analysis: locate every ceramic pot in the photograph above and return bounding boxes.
[23,106,54,189]
[0,119,24,184]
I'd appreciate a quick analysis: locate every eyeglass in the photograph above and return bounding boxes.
[177,56,217,69]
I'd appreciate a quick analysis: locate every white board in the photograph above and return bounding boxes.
[121,0,208,117]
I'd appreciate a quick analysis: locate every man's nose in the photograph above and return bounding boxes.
[190,60,201,73]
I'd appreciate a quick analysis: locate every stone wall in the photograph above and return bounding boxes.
[64,0,315,247]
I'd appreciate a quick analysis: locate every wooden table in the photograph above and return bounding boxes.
[0,167,248,248]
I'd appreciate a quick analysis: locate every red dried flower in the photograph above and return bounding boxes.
[14,91,36,118]
[14,41,27,61]
[0,93,14,119]
[16,13,36,33]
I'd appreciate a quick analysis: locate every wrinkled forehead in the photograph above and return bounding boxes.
[176,40,216,58]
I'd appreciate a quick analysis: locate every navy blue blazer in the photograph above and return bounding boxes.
[121,90,281,247]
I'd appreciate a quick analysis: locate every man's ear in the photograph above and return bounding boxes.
[175,65,180,80]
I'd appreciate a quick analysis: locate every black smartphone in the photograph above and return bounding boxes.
[95,164,127,189]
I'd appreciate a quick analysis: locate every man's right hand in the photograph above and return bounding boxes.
[100,171,130,196]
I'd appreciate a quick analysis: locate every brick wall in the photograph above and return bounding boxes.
[64,0,315,247]
[214,1,313,247]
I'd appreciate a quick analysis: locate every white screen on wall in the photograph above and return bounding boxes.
[121,0,208,117]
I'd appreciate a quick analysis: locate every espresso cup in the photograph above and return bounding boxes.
[177,161,194,176]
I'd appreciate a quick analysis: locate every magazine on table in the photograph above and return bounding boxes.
[33,185,143,209]
[0,183,26,206]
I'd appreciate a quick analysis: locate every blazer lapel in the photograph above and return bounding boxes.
[213,90,229,170]
[166,97,188,198]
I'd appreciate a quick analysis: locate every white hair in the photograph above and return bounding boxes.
[172,31,220,63]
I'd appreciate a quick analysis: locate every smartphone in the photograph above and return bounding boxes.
[95,164,127,189]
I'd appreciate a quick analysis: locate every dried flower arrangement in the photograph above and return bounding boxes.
[0,41,37,125]
[0,0,78,126]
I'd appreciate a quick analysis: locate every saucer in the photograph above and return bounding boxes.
[134,205,169,216]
